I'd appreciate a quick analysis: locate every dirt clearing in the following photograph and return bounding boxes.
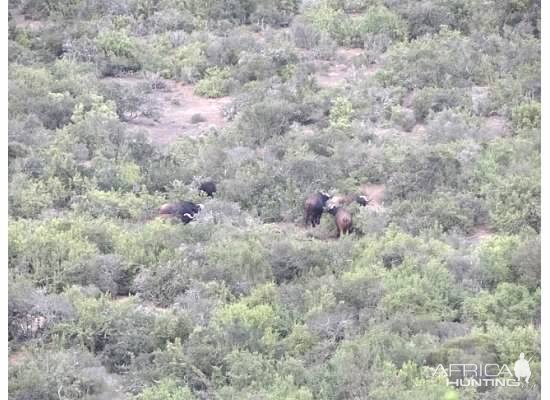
[466,225,493,243]
[360,184,386,210]
[315,48,380,89]
[102,76,232,145]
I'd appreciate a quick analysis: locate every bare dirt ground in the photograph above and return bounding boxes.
[481,115,511,137]
[114,294,170,314]
[466,225,493,243]
[12,13,47,31]
[8,348,29,367]
[360,184,386,211]
[315,48,380,89]
[103,76,231,145]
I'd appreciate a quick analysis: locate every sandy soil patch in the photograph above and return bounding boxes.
[360,184,385,210]
[315,47,379,89]
[467,225,493,243]
[8,348,29,367]
[12,14,47,31]
[102,76,231,145]
[481,115,511,137]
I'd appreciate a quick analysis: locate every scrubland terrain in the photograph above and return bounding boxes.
[8,0,541,399]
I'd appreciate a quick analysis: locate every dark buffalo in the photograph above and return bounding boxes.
[326,206,353,237]
[159,201,204,224]
[199,181,217,197]
[355,195,369,206]
[304,192,330,227]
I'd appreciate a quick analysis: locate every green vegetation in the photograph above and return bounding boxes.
[8,0,540,399]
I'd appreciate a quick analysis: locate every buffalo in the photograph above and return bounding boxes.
[326,206,353,237]
[325,195,349,209]
[326,194,369,208]
[355,195,369,206]
[199,181,217,198]
[304,192,330,227]
[159,201,204,224]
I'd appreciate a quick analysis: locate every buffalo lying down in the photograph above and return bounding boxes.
[159,201,204,224]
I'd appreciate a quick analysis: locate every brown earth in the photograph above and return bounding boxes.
[482,115,511,137]
[12,14,47,31]
[360,184,386,210]
[315,48,380,89]
[103,76,232,145]
[467,225,493,243]
[8,348,29,367]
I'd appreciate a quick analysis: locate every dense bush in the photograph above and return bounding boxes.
[194,66,232,98]
[378,29,490,89]
[304,3,406,48]
[8,0,540,398]
[9,347,120,400]
[96,29,142,75]
[411,87,471,121]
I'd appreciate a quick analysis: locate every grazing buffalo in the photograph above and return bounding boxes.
[304,192,330,227]
[159,201,204,224]
[326,195,349,209]
[327,194,369,208]
[199,181,217,198]
[355,195,369,206]
[326,206,353,237]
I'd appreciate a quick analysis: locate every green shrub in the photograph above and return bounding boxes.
[386,144,464,199]
[477,234,523,288]
[65,254,134,296]
[70,188,160,220]
[93,159,144,191]
[464,283,539,329]
[96,30,138,59]
[96,29,142,75]
[204,234,273,294]
[195,66,232,98]
[329,97,353,129]
[236,99,296,145]
[291,18,321,49]
[304,4,345,37]
[100,80,160,122]
[378,29,489,89]
[250,0,299,26]
[389,191,486,235]
[136,378,195,400]
[482,173,540,234]
[9,175,66,218]
[132,261,191,307]
[211,284,285,352]
[391,0,471,39]
[512,101,541,131]
[9,217,100,291]
[9,278,74,342]
[304,4,405,48]
[411,87,471,121]
[170,41,208,83]
[425,109,479,143]
[53,290,190,372]
[390,105,415,132]
[112,219,187,266]
[355,5,407,44]
[9,347,118,400]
